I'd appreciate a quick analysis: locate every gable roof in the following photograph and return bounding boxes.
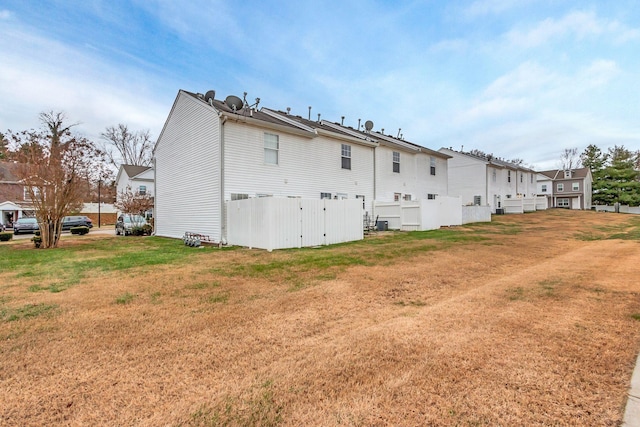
[538,168,591,180]
[116,164,153,186]
[438,148,533,171]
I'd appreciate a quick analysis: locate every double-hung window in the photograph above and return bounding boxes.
[557,183,564,192]
[392,151,400,173]
[572,182,579,191]
[508,171,511,183]
[264,133,279,165]
[430,157,436,175]
[138,185,147,195]
[341,144,351,170]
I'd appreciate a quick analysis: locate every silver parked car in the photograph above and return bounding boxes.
[13,217,40,235]
[115,214,149,236]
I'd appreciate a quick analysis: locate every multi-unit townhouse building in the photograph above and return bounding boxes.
[153,89,451,241]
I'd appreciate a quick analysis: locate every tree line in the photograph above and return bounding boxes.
[1,111,154,248]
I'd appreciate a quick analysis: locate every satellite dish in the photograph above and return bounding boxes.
[364,120,374,131]
[225,95,244,111]
[204,90,216,103]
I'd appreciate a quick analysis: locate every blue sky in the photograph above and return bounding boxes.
[1,0,638,169]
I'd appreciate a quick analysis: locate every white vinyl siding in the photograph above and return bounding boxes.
[154,91,221,240]
[223,122,374,208]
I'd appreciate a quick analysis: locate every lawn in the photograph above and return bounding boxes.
[1,209,640,425]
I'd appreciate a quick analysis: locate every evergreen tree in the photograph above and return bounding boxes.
[595,146,640,206]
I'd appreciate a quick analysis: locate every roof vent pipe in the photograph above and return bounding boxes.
[287,107,291,115]
[357,118,361,130]
[341,116,345,125]
[308,106,312,120]
[317,113,321,122]
[381,128,384,135]
[397,128,402,138]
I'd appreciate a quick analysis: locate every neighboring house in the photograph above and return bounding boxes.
[115,164,154,217]
[0,160,35,227]
[153,89,450,241]
[537,168,592,209]
[438,148,536,213]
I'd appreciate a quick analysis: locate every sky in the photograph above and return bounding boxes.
[1,0,639,170]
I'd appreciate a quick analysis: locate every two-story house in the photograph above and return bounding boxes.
[537,168,592,209]
[438,148,536,213]
[115,164,154,217]
[153,89,450,241]
[0,160,35,227]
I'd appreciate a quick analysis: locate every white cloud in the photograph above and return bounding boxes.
[0,25,170,141]
[506,11,604,48]
[0,10,11,20]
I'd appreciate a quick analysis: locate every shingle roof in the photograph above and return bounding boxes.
[183,90,447,156]
[122,165,151,179]
[538,167,590,180]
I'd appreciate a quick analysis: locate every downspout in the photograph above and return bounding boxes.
[219,114,227,244]
[372,146,377,215]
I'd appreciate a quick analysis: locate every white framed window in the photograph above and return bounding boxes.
[341,144,351,170]
[572,182,579,191]
[403,194,412,201]
[520,173,523,183]
[23,186,41,200]
[231,193,249,200]
[541,184,547,192]
[320,192,332,199]
[474,195,481,205]
[557,198,570,207]
[393,151,400,173]
[138,185,147,195]
[264,133,279,165]
[430,157,436,175]
[557,183,564,192]
[427,194,436,200]
[508,171,511,183]
[394,192,401,202]
[492,170,497,182]
[336,193,348,200]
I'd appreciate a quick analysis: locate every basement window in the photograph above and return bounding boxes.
[231,193,249,201]
[320,192,332,199]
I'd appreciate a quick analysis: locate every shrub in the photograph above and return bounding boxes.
[32,236,42,248]
[70,226,90,235]
[0,232,13,242]
[131,224,152,236]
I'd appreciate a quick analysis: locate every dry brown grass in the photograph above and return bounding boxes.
[1,209,640,426]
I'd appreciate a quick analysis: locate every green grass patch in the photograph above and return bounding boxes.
[187,281,221,290]
[115,292,136,305]
[631,314,640,321]
[0,236,214,291]
[394,300,427,307]
[0,303,59,322]
[190,379,283,426]
[507,287,525,301]
[206,291,229,304]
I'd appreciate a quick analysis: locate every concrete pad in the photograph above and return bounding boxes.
[623,352,640,426]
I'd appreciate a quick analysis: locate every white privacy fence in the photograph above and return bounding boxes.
[226,198,363,251]
[594,204,640,214]
[502,196,547,214]
[374,196,466,231]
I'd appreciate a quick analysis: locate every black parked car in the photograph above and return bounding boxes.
[13,217,40,235]
[62,215,93,230]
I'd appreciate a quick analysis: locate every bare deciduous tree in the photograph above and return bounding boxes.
[558,148,582,170]
[8,111,103,248]
[114,185,154,218]
[101,124,153,168]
